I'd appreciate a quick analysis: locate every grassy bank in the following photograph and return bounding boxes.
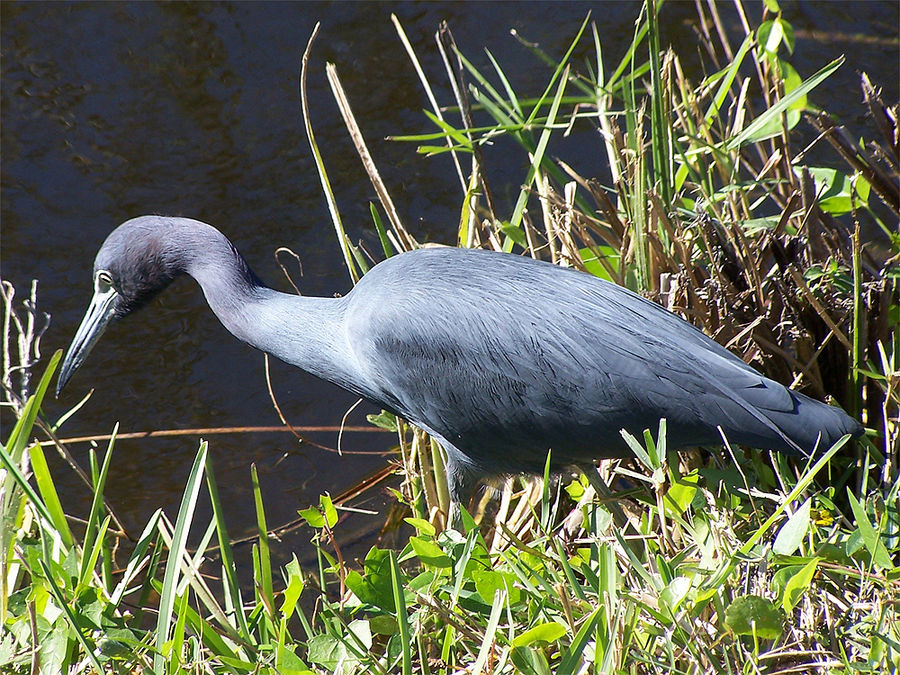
[2,1,898,673]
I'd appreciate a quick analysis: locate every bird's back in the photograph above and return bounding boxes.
[341,247,861,481]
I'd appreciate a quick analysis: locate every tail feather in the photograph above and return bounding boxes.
[768,390,863,453]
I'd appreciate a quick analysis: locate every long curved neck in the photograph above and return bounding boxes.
[167,220,360,393]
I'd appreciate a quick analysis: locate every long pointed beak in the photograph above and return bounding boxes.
[57,284,119,396]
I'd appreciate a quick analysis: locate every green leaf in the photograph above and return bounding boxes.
[773,497,812,555]
[499,223,527,247]
[665,470,699,515]
[388,550,412,675]
[781,557,819,612]
[154,442,208,674]
[759,18,794,55]
[472,569,522,606]
[727,57,842,149]
[847,490,895,570]
[779,59,804,109]
[320,495,338,529]
[404,518,435,536]
[306,634,346,670]
[578,245,619,281]
[723,595,783,639]
[27,443,74,549]
[758,20,782,55]
[280,556,304,619]
[366,411,398,431]
[345,547,395,611]
[298,494,338,530]
[558,606,603,674]
[794,166,871,215]
[512,622,567,647]
[510,646,552,675]
[408,536,453,568]
[369,614,399,636]
[659,576,692,614]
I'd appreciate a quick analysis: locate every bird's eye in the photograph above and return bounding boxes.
[96,270,114,290]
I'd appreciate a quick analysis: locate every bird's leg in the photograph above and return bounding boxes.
[444,454,480,532]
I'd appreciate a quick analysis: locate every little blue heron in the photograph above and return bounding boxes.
[58,216,863,503]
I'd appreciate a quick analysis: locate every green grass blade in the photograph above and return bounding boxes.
[251,463,274,612]
[523,13,589,126]
[4,349,61,462]
[79,515,111,591]
[703,35,753,123]
[27,442,74,549]
[0,441,56,532]
[473,588,507,674]
[485,48,522,118]
[370,203,396,259]
[509,65,570,234]
[726,56,843,149]
[79,425,117,584]
[389,550,412,675]
[154,441,208,673]
[110,508,163,606]
[847,490,895,570]
[558,606,603,675]
[705,437,847,590]
[205,457,252,640]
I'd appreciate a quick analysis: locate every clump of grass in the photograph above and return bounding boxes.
[2,357,897,672]
[2,0,898,673]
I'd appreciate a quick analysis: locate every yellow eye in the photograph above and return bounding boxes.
[96,270,114,289]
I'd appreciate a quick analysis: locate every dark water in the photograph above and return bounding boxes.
[3,2,897,564]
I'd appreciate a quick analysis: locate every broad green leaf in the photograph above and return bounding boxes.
[724,595,783,639]
[500,223,528,247]
[280,556,304,619]
[369,614,399,636]
[665,470,699,515]
[782,557,819,612]
[298,506,324,528]
[345,546,395,611]
[472,569,522,606]
[773,497,812,555]
[366,410,397,431]
[659,576,692,614]
[404,517,435,536]
[780,59,805,109]
[512,622,567,647]
[759,20,783,55]
[409,536,453,568]
[579,245,619,282]
[795,166,871,215]
[320,495,338,529]
[306,634,347,670]
[759,18,794,55]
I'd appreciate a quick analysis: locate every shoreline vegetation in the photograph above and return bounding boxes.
[2,1,898,673]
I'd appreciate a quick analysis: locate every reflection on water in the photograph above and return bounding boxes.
[2,2,897,565]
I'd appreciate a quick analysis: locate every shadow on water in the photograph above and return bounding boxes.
[2,1,898,570]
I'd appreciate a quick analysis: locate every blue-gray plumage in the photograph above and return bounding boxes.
[58,216,863,503]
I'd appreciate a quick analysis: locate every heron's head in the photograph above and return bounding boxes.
[57,216,191,395]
